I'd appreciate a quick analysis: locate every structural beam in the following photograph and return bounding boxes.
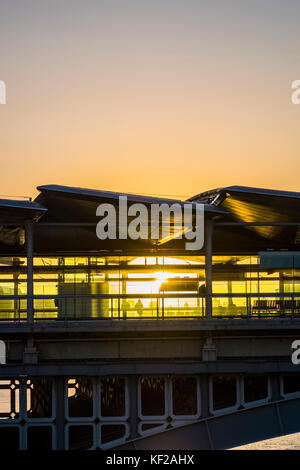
[25,220,34,323]
[116,396,300,450]
[205,219,214,319]
[55,376,66,450]
[128,375,139,440]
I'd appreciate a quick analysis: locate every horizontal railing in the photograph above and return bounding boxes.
[1,292,300,321]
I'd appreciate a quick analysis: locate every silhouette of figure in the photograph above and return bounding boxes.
[121,300,130,319]
[198,283,206,296]
[135,299,144,317]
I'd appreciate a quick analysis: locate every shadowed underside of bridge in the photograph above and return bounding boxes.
[117,396,300,450]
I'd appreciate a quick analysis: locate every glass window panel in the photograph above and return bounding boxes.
[26,378,53,418]
[212,376,237,410]
[140,377,165,416]
[101,424,126,444]
[172,377,198,415]
[244,376,268,403]
[27,426,53,450]
[141,423,164,431]
[0,427,19,450]
[68,425,94,450]
[212,297,247,316]
[0,380,20,419]
[259,280,280,293]
[246,280,259,293]
[283,375,300,395]
[68,378,93,417]
[120,298,158,318]
[101,377,126,417]
[260,254,293,269]
[163,298,199,317]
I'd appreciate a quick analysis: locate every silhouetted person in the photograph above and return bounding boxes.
[121,300,130,319]
[135,299,144,317]
[199,283,206,296]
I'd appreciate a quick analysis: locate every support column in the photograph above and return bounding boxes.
[128,375,139,440]
[270,374,282,402]
[121,273,128,319]
[200,374,211,418]
[200,374,214,449]
[25,220,34,323]
[55,376,66,450]
[19,377,27,450]
[269,374,284,436]
[23,337,38,364]
[205,219,214,319]
[13,258,20,319]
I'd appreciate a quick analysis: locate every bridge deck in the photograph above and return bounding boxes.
[1,318,300,334]
[117,396,300,450]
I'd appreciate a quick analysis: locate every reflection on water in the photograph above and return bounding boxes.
[232,432,300,450]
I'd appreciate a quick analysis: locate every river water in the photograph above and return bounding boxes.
[232,432,300,449]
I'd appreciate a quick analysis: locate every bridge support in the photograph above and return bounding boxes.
[55,376,66,450]
[202,337,217,361]
[23,337,38,364]
[205,219,213,319]
[25,220,34,323]
[200,374,211,418]
[270,374,282,402]
[128,375,139,440]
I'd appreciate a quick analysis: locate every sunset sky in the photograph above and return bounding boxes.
[0,0,300,200]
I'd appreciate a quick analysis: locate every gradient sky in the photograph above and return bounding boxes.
[0,0,300,200]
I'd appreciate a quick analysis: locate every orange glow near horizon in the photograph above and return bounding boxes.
[1,1,300,200]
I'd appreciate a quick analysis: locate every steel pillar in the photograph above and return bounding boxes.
[205,219,214,319]
[270,374,282,402]
[55,376,66,450]
[128,375,139,440]
[200,374,211,418]
[25,220,34,323]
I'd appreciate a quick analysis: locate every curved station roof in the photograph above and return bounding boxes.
[0,184,299,255]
